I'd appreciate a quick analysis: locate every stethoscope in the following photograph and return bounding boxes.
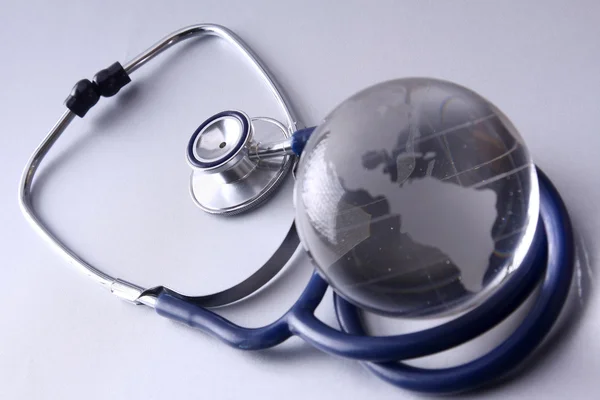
[19,24,575,394]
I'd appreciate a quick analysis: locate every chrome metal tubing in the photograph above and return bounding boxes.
[19,24,302,308]
[250,138,294,160]
[248,116,295,160]
[123,24,299,134]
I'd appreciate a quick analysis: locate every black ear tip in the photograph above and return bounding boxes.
[65,62,131,118]
[93,62,131,97]
[64,79,100,118]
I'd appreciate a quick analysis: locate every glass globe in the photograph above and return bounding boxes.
[294,78,539,317]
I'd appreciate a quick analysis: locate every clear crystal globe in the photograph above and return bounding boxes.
[294,78,539,317]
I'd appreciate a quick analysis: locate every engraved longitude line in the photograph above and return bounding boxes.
[441,133,462,185]
[328,147,523,220]
[440,142,519,182]
[331,164,530,226]
[394,115,497,155]
[468,164,530,189]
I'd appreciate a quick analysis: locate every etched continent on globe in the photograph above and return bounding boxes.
[295,78,539,317]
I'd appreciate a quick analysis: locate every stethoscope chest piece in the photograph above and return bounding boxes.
[187,110,293,215]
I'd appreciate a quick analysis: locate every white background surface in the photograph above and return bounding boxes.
[1,0,599,398]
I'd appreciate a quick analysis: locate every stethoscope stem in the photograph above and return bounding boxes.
[250,127,315,159]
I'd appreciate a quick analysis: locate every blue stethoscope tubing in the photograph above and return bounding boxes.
[335,168,575,393]
[155,167,574,393]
